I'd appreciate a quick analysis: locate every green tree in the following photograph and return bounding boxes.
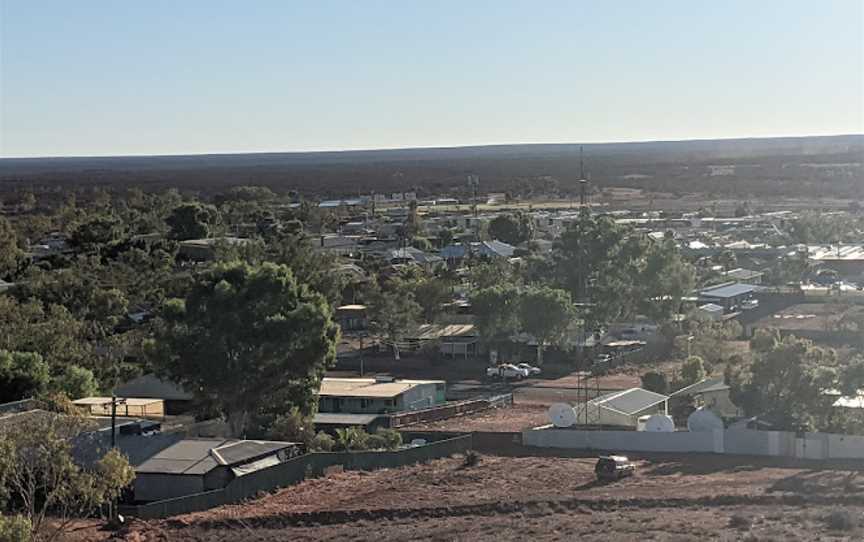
[678,355,708,387]
[437,228,454,247]
[68,214,125,255]
[0,351,50,402]
[553,214,641,329]
[0,297,91,372]
[367,286,421,360]
[518,286,576,364]
[750,328,781,353]
[471,284,522,358]
[641,371,669,394]
[0,217,23,279]
[265,233,348,308]
[488,212,534,245]
[166,202,218,240]
[638,238,696,323]
[729,335,838,431]
[716,250,737,273]
[51,365,99,399]
[0,413,135,541]
[151,261,339,437]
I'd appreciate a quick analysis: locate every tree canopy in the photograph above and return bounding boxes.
[488,212,534,246]
[151,261,339,437]
[166,202,218,240]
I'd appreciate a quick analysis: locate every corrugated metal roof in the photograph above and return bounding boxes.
[136,438,296,476]
[700,283,760,299]
[319,377,443,399]
[671,377,729,397]
[313,413,382,425]
[212,440,293,466]
[591,388,668,415]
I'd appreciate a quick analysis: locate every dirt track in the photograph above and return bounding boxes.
[72,454,864,541]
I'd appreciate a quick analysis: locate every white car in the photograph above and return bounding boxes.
[486,364,529,379]
[517,363,541,376]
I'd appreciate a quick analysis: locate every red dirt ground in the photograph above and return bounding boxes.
[403,403,550,432]
[70,454,864,541]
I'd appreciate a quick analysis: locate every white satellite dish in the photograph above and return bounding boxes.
[687,408,724,432]
[644,414,675,432]
[548,403,577,428]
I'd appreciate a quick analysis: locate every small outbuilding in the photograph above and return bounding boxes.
[574,388,669,428]
[134,438,300,502]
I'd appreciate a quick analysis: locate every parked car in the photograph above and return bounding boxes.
[486,364,528,380]
[741,298,759,310]
[594,455,636,481]
[516,363,541,376]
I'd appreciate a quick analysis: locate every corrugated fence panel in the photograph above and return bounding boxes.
[122,434,473,519]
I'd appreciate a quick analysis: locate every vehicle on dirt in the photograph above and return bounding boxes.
[595,455,636,481]
[486,364,529,380]
[516,363,541,376]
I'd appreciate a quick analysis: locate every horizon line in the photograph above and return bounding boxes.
[1,132,862,161]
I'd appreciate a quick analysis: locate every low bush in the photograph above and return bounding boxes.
[729,514,752,530]
[309,431,335,452]
[825,508,857,531]
[0,514,32,542]
[375,428,403,450]
[462,450,480,467]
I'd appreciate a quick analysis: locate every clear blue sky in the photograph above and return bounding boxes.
[1,0,862,157]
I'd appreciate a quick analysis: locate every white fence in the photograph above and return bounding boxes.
[523,426,864,461]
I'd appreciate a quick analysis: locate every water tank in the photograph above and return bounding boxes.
[636,415,651,431]
[687,408,724,432]
[548,403,577,428]
[644,414,675,432]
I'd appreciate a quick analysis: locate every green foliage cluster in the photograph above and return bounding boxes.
[488,212,534,245]
[150,261,339,437]
[0,414,134,541]
[331,427,403,452]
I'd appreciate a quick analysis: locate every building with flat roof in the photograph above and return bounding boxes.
[318,377,445,414]
[72,397,165,419]
[698,282,761,311]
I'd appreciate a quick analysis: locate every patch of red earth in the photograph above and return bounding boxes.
[402,404,549,432]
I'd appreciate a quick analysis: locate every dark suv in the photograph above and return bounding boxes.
[595,455,636,481]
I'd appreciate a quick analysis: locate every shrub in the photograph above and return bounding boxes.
[309,431,335,452]
[462,450,480,467]
[269,407,313,445]
[729,514,752,530]
[825,508,856,531]
[0,515,32,542]
[335,427,369,451]
[366,434,388,450]
[375,428,403,451]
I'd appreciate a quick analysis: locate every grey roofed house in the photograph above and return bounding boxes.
[134,438,300,502]
[386,247,443,266]
[440,240,516,260]
[700,283,760,299]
